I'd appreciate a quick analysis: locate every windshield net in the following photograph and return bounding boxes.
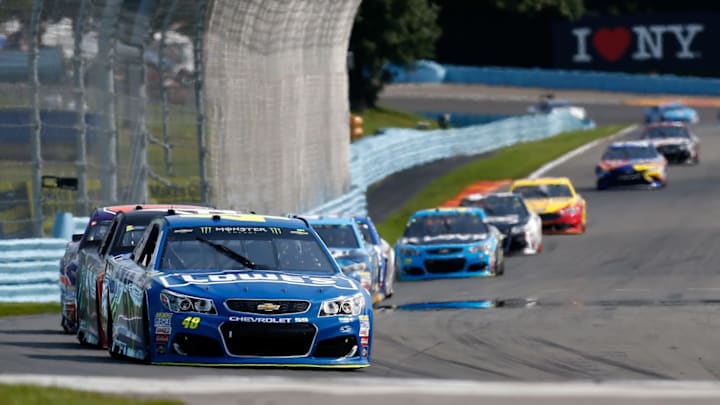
[160,225,335,272]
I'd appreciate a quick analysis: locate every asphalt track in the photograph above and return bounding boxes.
[3,85,720,404]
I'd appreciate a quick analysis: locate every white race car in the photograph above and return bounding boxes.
[460,192,543,255]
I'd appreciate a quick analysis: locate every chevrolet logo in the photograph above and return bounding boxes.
[256,302,281,312]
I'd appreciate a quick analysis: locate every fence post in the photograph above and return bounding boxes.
[28,0,45,237]
[97,0,123,205]
[73,0,90,215]
[194,0,209,205]
[159,0,179,177]
[126,0,155,203]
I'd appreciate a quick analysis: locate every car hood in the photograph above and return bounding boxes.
[599,159,663,170]
[524,197,575,214]
[398,233,489,246]
[154,270,361,300]
[486,215,521,225]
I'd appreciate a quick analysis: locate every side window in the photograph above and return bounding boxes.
[98,219,120,257]
[136,225,160,268]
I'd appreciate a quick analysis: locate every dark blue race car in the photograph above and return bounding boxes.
[103,213,373,367]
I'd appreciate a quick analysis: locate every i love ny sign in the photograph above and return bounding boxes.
[553,14,717,73]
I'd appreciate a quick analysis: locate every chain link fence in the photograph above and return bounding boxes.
[0,0,359,239]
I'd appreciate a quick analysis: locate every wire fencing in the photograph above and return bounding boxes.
[0,0,208,238]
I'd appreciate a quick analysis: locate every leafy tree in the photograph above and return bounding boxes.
[495,0,585,20]
[349,0,442,111]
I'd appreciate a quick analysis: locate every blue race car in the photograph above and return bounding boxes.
[305,215,380,298]
[595,141,667,190]
[394,207,505,280]
[103,213,373,367]
[354,215,395,300]
[644,102,699,124]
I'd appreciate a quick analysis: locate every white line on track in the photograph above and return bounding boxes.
[528,125,638,179]
[4,375,720,399]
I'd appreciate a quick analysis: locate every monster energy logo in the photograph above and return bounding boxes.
[269,227,282,235]
[200,226,212,234]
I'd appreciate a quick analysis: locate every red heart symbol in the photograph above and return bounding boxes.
[592,27,631,62]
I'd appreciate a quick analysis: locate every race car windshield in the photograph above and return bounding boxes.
[403,214,489,238]
[513,184,573,199]
[83,220,112,243]
[159,226,335,273]
[313,224,361,249]
[602,146,659,160]
[645,126,690,139]
[461,196,529,219]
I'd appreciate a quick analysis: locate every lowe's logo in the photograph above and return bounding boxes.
[158,272,357,290]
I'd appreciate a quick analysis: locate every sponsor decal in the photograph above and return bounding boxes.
[338,316,354,323]
[290,229,309,235]
[156,345,166,354]
[360,320,370,330]
[155,326,172,334]
[359,327,370,337]
[360,336,369,346]
[256,302,281,312]
[173,228,194,234]
[294,317,309,323]
[154,312,172,327]
[159,271,356,290]
[339,325,353,333]
[358,315,369,321]
[155,334,169,344]
[362,347,368,358]
[229,316,293,323]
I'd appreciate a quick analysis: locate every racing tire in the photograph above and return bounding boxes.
[496,259,505,276]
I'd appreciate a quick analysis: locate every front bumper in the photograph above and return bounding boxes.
[144,311,372,368]
[397,249,493,280]
[656,145,695,164]
[539,211,583,233]
[597,168,666,189]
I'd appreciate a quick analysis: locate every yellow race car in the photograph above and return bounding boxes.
[509,177,586,234]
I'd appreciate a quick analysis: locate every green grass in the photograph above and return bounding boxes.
[0,302,60,317]
[357,105,439,136]
[376,124,627,243]
[0,385,182,405]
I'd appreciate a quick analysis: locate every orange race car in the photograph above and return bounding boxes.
[509,177,586,234]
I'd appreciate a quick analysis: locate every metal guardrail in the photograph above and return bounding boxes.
[1,111,591,302]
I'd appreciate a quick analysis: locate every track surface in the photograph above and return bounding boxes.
[3,85,720,404]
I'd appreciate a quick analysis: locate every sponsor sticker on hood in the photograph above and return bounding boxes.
[401,233,488,245]
[157,271,357,290]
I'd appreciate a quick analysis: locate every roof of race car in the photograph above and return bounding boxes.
[164,213,309,229]
[411,207,486,219]
[511,177,573,187]
[608,140,654,149]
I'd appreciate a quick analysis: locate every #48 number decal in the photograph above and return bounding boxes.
[182,316,200,329]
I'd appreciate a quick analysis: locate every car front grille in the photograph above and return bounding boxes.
[220,322,316,357]
[540,213,561,221]
[425,247,463,255]
[424,258,466,273]
[225,299,310,315]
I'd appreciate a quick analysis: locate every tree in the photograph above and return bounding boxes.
[495,0,585,20]
[349,0,442,111]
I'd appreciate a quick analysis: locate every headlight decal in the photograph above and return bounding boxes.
[320,293,365,317]
[160,290,217,314]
